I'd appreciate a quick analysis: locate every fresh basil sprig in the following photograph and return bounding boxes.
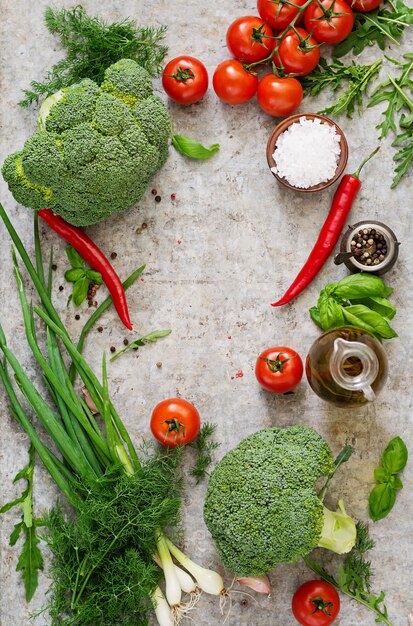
[309,273,397,339]
[171,134,220,159]
[65,245,102,307]
[369,436,408,522]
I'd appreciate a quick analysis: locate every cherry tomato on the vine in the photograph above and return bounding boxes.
[213,59,258,105]
[304,0,354,44]
[257,75,303,117]
[255,347,303,393]
[226,15,275,64]
[162,56,208,105]
[257,0,309,30]
[150,398,201,448]
[292,580,340,626]
[345,0,382,11]
[275,28,320,76]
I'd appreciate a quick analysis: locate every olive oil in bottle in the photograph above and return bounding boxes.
[306,327,388,407]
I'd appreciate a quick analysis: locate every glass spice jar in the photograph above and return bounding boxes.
[306,327,388,408]
[334,220,399,276]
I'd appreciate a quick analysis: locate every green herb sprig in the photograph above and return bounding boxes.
[304,522,393,626]
[369,436,408,522]
[110,329,172,362]
[19,5,168,107]
[0,445,44,601]
[309,273,397,339]
[302,58,382,118]
[369,53,413,187]
[65,245,102,307]
[189,422,220,483]
[333,0,413,59]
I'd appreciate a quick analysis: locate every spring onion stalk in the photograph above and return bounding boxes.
[152,586,174,626]
[164,536,225,596]
[157,535,182,608]
[154,554,198,595]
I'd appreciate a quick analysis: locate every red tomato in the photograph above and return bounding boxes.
[304,0,354,44]
[346,0,381,11]
[292,580,340,626]
[162,56,208,105]
[276,28,320,76]
[257,75,303,117]
[255,347,303,393]
[257,0,308,30]
[150,398,201,448]
[226,15,275,64]
[213,59,258,105]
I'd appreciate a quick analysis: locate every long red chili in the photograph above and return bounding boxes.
[271,147,380,307]
[38,209,133,330]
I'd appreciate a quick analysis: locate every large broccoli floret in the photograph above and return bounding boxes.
[2,59,171,226]
[204,426,356,576]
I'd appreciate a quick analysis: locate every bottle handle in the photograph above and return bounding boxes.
[330,338,379,402]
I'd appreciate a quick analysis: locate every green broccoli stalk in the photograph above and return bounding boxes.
[2,59,170,226]
[204,426,357,577]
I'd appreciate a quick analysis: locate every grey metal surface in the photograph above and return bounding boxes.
[0,1,412,625]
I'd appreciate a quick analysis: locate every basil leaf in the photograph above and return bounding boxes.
[343,305,398,338]
[319,291,345,330]
[65,268,85,283]
[350,296,397,321]
[332,273,389,299]
[309,306,322,327]
[172,134,220,159]
[369,482,396,521]
[86,270,103,284]
[72,277,89,307]
[66,245,85,269]
[389,475,403,490]
[374,467,391,483]
[382,436,408,474]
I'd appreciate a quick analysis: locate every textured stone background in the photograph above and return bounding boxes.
[0,1,412,625]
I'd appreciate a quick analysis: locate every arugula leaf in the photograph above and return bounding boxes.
[333,0,413,59]
[0,445,43,601]
[302,58,382,118]
[391,129,413,187]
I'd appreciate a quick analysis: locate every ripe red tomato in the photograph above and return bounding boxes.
[150,398,201,448]
[226,15,275,64]
[292,580,340,626]
[213,59,258,105]
[255,347,303,393]
[304,0,354,44]
[346,0,381,11]
[162,56,208,105]
[257,0,308,30]
[276,28,320,76]
[257,75,303,117]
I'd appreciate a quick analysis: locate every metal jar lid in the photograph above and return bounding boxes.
[334,220,400,275]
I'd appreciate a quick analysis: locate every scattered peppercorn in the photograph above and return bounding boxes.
[141,223,147,229]
[58,285,64,292]
[151,188,157,195]
[155,195,161,203]
[97,326,103,333]
[123,338,129,346]
[170,193,176,201]
[52,264,57,271]
[110,252,117,260]
[75,314,80,320]
[156,361,162,368]
[110,346,116,353]
[136,227,142,235]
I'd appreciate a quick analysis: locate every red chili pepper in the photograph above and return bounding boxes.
[271,147,380,307]
[38,209,133,330]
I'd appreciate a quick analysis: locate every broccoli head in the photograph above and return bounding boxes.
[2,59,171,226]
[204,426,356,576]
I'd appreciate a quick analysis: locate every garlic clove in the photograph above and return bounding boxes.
[236,575,271,595]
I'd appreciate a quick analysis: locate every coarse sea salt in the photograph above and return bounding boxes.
[271,117,341,189]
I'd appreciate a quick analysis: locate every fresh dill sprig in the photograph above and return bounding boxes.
[189,422,220,484]
[19,5,168,107]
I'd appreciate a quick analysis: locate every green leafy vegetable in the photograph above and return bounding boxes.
[310,273,397,339]
[0,445,44,601]
[333,0,413,59]
[189,422,220,484]
[19,5,168,107]
[369,53,413,187]
[171,135,220,159]
[304,522,393,626]
[110,329,172,362]
[369,436,408,521]
[64,245,102,307]
[301,58,382,118]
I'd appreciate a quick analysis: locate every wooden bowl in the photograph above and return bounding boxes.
[266,113,348,193]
